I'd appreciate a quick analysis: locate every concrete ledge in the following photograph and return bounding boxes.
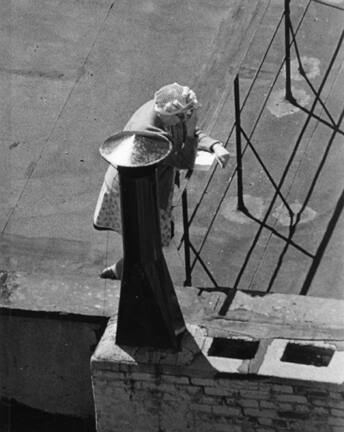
[92,318,344,385]
[91,313,344,432]
[190,290,344,341]
[3,268,344,423]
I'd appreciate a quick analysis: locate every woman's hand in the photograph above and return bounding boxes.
[212,143,230,168]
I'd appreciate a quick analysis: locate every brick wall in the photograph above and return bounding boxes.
[91,319,344,432]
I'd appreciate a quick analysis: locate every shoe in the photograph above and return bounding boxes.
[100,258,123,280]
[100,265,118,280]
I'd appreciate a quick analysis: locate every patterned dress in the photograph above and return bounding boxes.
[93,99,219,247]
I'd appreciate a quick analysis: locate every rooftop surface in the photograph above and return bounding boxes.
[0,0,343,320]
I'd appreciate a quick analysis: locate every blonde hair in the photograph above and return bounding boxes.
[154,82,200,116]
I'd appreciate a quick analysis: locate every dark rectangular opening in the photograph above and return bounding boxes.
[208,338,259,360]
[281,343,334,367]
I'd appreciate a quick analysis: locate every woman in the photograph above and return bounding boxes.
[94,82,230,279]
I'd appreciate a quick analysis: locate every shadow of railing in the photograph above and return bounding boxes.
[300,186,344,295]
[177,0,344,312]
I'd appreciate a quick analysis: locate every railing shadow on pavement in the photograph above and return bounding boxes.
[177,0,344,313]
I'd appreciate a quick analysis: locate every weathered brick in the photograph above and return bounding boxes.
[294,404,311,413]
[308,390,329,398]
[218,379,257,390]
[197,411,216,422]
[272,418,289,429]
[277,403,293,411]
[181,386,203,397]
[238,424,255,432]
[129,372,156,381]
[191,378,216,387]
[158,383,180,393]
[278,410,309,420]
[224,397,237,406]
[214,425,243,432]
[239,399,259,408]
[165,388,192,402]
[102,371,127,380]
[92,361,122,372]
[276,394,308,404]
[161,375,189,385]
[256,429,274,432]
[202,396,220,405]
[103,384,127,396]
[244,408,278,419]
[293,385,310,395]
[204,386,232,397]
[135,381,157,390]
[258,417,273,426]
[312,406,329,416]
[272,384,293,394]
[240,390,271,400]
[312,398,330,407]
[259,409,280,419]
[119,363,136,373]
[302,423,330,432]
[212,406,241,417]
[328,417,344,426]
[135,381,176,393]
[243,408,260,417]
[332,409,344,418]
[190,403,212,413]
[256,427,276,432]
[260,401,275,409]
[162,392,177,402]
[328,400,344,410]
[111,379,129,388]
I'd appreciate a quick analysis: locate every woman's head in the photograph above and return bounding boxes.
[154,83,200,125]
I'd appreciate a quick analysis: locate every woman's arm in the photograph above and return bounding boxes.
[196,129,230,168]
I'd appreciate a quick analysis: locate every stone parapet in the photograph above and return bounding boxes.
[91,293,344,432]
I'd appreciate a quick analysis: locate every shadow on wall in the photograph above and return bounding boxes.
[0,309,108,426]
[0,398,96,432]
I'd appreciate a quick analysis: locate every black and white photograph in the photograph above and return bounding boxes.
[1,0,344,431]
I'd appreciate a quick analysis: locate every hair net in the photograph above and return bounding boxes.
[154,82,200,116]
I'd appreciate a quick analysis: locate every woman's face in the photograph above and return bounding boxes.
[160,108,194,127]
[176,108,194,122]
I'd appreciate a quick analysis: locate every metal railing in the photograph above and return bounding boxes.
[178,0,344,303]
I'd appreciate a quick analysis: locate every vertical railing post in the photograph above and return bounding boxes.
[284,0,294,102]
[234,74,245,211]
[182,189,192,286]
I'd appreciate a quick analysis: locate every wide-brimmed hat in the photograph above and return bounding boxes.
[100,131,172,168]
